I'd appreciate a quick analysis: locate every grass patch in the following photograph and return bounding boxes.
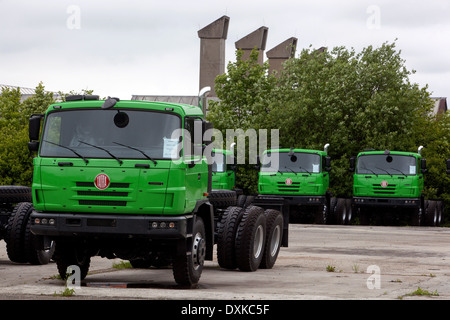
[112,260,132,269]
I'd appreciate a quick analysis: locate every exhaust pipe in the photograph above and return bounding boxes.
[198,86,211,115]
[324,143,330,153]
[418,145,423,155]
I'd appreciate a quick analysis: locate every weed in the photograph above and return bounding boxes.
[113,260,132,269]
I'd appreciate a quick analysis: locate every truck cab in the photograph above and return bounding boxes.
[256,145,331,224]
[211,148,236,190]
[350,148,426,225]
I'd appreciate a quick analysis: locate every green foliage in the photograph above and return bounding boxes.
[207,42,450,208]
[0,82,55,186]
[0,82,96,186]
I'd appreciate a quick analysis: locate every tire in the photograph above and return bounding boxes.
[24,216,55,265]
[314,204,328,224]
[345,199,353,224]
[436,201,444,227]
[217,206,244,270]
[334,198,347,225]
[54,241,91,280]
[0,186,32,205]
[235,206,266,272]
[173,216,206,286]
[208,189,237,208]
[425,200,437,226]
[260,209,283,269]
[5,202,33,263]
[411,206,422,226]
[237,195,247,207]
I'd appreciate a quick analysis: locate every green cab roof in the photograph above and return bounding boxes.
[357,150,421,158]
[46,99,204,117]
[263,148,327,156]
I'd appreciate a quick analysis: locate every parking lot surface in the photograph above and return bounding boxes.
[1,224,450,301]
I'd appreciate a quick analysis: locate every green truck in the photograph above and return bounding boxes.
[350,147,443,226]
[254,145,334,224]
[28,93,285,286]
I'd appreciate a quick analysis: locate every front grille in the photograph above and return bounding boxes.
[372,184,397,195]
[77,191,128,197]
[76,181,130,206]
[276,181,300,192]
[76,182,130,188]
[79,200,127,206]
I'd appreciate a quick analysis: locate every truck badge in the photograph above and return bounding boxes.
[381,180,388,188]
[95,173,110,190]
[285,178,293,185]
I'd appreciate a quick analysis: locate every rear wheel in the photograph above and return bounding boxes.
[260,209,283,269]
[235,206,266,272]
[217,206,244,270]
[173,216,206,286]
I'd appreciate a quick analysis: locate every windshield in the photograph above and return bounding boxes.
[261,152,321,173]
[356,154,417,176]
[40,109,181,160]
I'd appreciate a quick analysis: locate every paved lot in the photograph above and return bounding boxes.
[0,224,450,301]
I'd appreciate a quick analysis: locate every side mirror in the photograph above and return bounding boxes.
[254,155,261,170]
[29,114,43,141]
[446,159,450,174]
[421,158,427,174]
[28,141,40,152]
[324,156,331,172]
[349,157,355,172]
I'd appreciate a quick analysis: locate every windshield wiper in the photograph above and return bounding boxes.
[43,140,89,164]
[299,166,311,175]
[78,140,123,165]
[389,167,407,177]
[361,166,378,177]
[113,141,157,166]
[375,167,392,177]
[284,166,297,175]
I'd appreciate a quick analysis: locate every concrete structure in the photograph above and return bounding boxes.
[266,37,297,76]
[431,97,447,115]
[235,26,268,65]
[198,15,230,97]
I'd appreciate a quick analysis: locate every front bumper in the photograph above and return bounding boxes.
[30,211,190,239]
[352,197,421,208]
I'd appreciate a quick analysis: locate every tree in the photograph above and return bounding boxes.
[207,42,447,201]
[207,49,278,194]
[0,82,56,186]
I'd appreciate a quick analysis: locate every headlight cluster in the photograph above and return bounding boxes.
[354,198,365,203]
[34,218,56,225]
[308,198,322,202]
[149,221,177,229]
[404,200,417,204]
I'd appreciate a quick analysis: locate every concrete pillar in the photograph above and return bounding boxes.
[266,37,297,76]
[198,15,230,97]
[235,26,268,65]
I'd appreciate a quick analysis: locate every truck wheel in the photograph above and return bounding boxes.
[5,202,33,263]
[335,198,347,225]
[436,201,444,226]
[315,204,328,224]
[24,215,55,265]
[217,206,244,270]
[173,216,206,286]
[345,199,353,224]
[410,206,422,226]
[54,241,91,280]
[425,200,437,226]
[235,206,266,272]
[260,209,283,269]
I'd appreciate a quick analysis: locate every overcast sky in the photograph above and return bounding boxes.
[1,0,449,100]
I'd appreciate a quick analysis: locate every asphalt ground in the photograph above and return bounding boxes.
[1,223,449,307]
